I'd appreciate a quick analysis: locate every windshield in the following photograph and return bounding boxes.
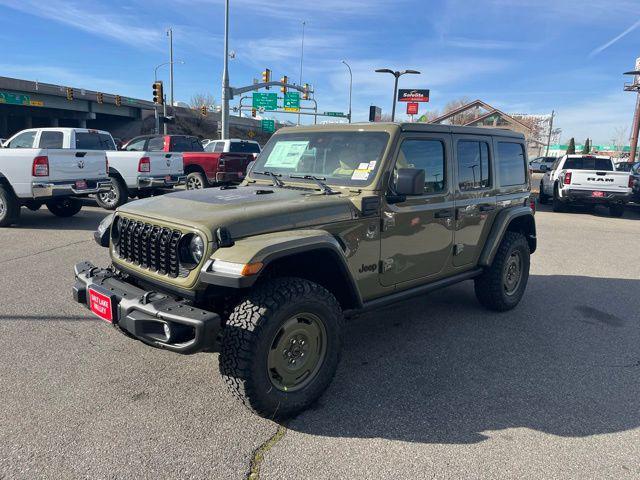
[75,132,116,151]
[563,156,613,171]
[251,131,389,187]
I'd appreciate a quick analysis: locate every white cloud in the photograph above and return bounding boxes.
[442,37,540,50]
[589,18,640,57]
[0,64,127,92]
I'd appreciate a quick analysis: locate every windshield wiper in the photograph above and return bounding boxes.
[289,174,335,195]
[253,170,284,188]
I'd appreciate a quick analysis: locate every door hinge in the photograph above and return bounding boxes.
[380,258,394,273]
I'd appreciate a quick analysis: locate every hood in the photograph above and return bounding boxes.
[117,185,357,240]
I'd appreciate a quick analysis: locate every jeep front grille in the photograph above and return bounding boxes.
[113,216,190,278]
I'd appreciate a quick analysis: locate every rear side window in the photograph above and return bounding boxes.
[457,140,491,190]
[147,137,164,151]
[125,138,146,151]
[8,131,36,148]
[191,138,204,151]
[563,157,613,171]
[39,131,63,149]
[214,142,225,153]
[395,139,446,194]
[497,142,526,186]
[76,132,116,150]
[171,136,202,152]
[230,141,260,153]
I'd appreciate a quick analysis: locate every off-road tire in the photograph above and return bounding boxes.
[46,197,82,217]
[552,184,565,212]
[538,181,549,204]
[96,176,128,210]
[186,172,208,190]
[474,231,530,312]
[220,277,343,419]
[609,204,624,218]
[0,185,20,227]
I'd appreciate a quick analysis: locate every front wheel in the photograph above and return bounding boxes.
[220,277,343,419]
[609,204,624,217]
[96,176,128,210]
[46,197,82,217]
[0,185,20,227]
[475,231,530,312]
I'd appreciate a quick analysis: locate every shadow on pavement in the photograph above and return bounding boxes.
[288,274,640,444]
[535,195,640,219]
[12,206,107,231]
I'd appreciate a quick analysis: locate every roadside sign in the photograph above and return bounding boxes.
[283,92,300,112]
[406,102,419,115]
[252,92,278,111]
[324,111,345,117]
[398,89,430,102]
[261,119,275,133]
[369,106,382,122]
[0,92,31,106]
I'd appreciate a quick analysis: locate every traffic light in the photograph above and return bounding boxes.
[66,87,74,101]
[302,83,310,100]
[115,95,122,107]
[97,92,104,104]
[251,108,257,118]
[280,76,288,94]
[262,69,271,89]
[152,81,164,105]
[200,105,207,116]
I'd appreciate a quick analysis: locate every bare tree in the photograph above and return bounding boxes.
[189,93,217,110]
[611,126,628,152]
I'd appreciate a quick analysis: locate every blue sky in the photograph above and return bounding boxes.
[0,0,638,143]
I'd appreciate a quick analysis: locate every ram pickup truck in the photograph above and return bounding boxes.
[539,154,633,216]
[123,135,254,190]
[0,128,111,226]
[74,122,536,418]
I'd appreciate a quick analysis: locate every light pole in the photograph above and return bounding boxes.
[298,20,306,125]
[374,68,420,121]
[342,60,352,123]
[221,0,230,140]
[154,60,184,82]
[167,28,174,108]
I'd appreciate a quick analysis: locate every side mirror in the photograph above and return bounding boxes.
[395,168,425,196]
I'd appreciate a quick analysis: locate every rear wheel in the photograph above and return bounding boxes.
[186,172,208,190]
[0,185,20,227]
[475,231,530,312]
[552,184,565,212]
[609,204,624,217]
[538,181,549,204]
[46,197,82,217]
[96,176,128,210]
[220,277,343,419]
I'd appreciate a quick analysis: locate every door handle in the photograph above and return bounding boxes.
[479,204,496,212]
[434,209,453,219]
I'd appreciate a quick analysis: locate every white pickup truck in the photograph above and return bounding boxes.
[19,128,186,210]
[539,154,633,216]
[0,128,111,226]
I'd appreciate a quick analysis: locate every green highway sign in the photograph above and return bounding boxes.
[324,111,345,117]
[283,92,300,112]
[261,119,275,133]
[252,92,278,111]
[0,92,30,106]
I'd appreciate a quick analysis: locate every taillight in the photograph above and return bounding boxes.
[32,156,49,176]
[629,175,634,188]
[563,172,572,185]
[138,157,151,173]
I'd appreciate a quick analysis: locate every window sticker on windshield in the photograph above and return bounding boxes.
[264,141,309,168]
[368,161,377,170]
[358,162,370,170]
[351,169,369,181]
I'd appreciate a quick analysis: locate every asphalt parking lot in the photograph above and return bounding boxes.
[1,199,639,479]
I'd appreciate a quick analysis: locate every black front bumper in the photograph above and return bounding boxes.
[73,262,220,354]
[563,189,630,204]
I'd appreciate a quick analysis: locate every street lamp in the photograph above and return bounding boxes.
[342,60,352,123]
[154,60,185,82]
[374,68,420,121]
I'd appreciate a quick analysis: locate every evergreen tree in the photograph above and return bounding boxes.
[567,137,576,154]
[582,138,590,154]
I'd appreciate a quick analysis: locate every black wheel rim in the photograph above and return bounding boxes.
[187,176,203,189]
[267,313,327,392]
[503,251,522,296]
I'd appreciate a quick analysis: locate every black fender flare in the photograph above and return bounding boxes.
[478,206,536,267]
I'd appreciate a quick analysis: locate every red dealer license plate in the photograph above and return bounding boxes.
[592,191,605,197]
[165,175,172,182]
[75,180,87,190]
[88,288,115,323]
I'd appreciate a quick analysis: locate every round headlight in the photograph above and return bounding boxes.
[189,235,205,264]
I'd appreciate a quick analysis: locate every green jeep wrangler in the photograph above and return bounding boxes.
[73,123,536,418]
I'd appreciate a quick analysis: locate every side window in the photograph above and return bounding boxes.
[395,139,446,194]
[147,137,164,151]
[457,140,491,190]
[214,142,224,153]
[125,138,146,151]
[39,131,64,149]
[497,142,526,186]
[8,131,36,148]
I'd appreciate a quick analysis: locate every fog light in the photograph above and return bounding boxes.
[163,323,171,340]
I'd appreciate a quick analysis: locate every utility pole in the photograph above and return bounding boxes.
[342,60,352,123]
[221,0,230,140]
[624,57,640,163]
[297,20,306,126]
[545,110,555,156]
[163,94,168,134]
[167,28,174,108]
